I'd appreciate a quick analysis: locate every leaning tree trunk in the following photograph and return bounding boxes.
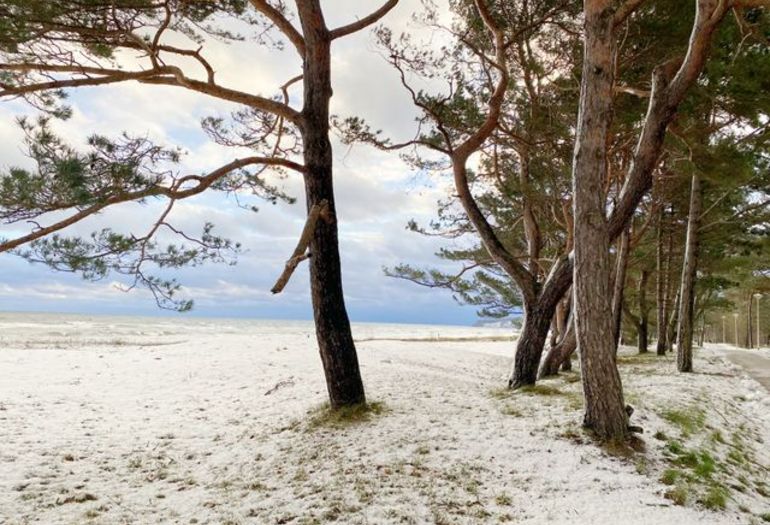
[656,207,670,355]
[572,0,628,441]
[676,173,702,373]
[299,4,365,408]
[509,302,554,388]
[612,229,631,352]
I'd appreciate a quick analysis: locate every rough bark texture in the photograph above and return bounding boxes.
[298,3,365,408]
[612,229,631,351]
[509,303,554,388]
[676,173,702,373]
[572,1,628,440]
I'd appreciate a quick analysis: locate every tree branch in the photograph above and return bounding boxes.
[271,199,329,293]
[1,155,304,253]
[329,0,399,40]
[249,0,306,55]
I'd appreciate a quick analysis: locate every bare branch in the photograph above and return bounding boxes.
[329,0,399,40]
[613,0,649,27]
[271,199,329,294]
[0,63,303,125]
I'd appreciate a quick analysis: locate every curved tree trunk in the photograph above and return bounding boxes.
[509,302,554,388]
[299,4,365,408]
[572,0,628,441]
[676,173,702,373]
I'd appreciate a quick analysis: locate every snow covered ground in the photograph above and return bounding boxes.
[0,313,768,524]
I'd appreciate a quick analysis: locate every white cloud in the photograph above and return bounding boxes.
[0,1,481,324]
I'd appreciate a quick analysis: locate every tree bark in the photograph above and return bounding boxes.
[667,286,680,353]
[747,292,754,349]
[539,313,577,378]
[506,0,729,391]
[572,0,628,441]
[675,173,702,373]
[638,270,650,353]
[509,302,554,388]
[656,207,670,354]
[298,2,365,408]
[612,229,631,352]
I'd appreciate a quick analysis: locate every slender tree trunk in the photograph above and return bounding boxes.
[676,173,702,373]
[638,270,649,353]
[572,0,628,440]
[299,3,365,408]
[747,293,754,349]
[612,229,631,351]
[656,207,669,355]
[667,287,680,353]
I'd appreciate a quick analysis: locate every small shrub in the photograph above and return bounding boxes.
[664,484,688,506]
[700,484,729,510]
[660,469,680,485]
[495,494,512,506]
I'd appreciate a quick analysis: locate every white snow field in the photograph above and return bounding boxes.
[0,313,768,524]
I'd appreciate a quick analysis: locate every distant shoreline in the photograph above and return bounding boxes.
[0,310,517,330]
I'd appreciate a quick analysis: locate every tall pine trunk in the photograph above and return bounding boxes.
[299,3,365,408]
[667,287,680,352]
[676,173,702,373]
[572,0,628,440]
[655,207,670,355]
[638,270,649,353]
[612,229,631,351]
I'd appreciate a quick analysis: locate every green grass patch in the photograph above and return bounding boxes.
[306,401,387,430]
[759,512,770,522]
[661,468,681,485]
[500,404,523,417]
[488,387,511,399]
[518,384,564,396]
[699,484,729,510]
[495,493,512,506]
[664,483,688,506]
[661,407,706,437]
[616,353,660,365]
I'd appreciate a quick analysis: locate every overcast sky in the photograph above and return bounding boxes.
[0,1,495,325]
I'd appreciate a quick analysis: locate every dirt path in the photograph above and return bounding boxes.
[724,350,770,391]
